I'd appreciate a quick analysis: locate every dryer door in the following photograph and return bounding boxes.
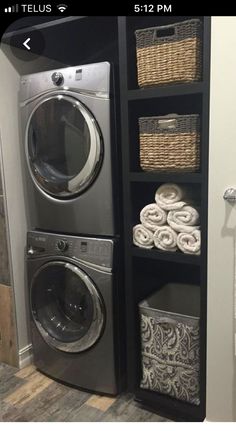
[30,261,105,352]
[26,95,103,199]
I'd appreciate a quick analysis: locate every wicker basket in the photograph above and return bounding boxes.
[139,114,200,172]
[135,19,202,87]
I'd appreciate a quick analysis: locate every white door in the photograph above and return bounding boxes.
[207,17,236,421]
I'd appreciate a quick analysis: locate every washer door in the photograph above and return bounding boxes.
[30,261,104,353]
[26,95,103,199]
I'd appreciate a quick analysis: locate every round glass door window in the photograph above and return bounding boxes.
[30,261,104,352]
[26,95,103,198]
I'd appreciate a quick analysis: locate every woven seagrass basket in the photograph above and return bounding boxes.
[139,114,200,172]
[135,19,202,87]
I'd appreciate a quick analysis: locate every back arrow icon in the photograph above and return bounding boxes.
[23,38,31,50]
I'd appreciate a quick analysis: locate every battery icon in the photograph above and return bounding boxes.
[4,4,19,12]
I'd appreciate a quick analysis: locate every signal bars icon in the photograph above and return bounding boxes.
[4,4,19,12]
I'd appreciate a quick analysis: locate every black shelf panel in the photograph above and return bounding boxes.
[128,82,204,100]
[132,247,201,265]
[130,172,202,184]
[135,388,204,422]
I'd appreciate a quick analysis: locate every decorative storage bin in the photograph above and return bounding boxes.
[139,114,200,172]
[139,283,200,405]
[135,19,202,88]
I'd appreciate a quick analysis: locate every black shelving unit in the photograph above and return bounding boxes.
[118,16,210,421]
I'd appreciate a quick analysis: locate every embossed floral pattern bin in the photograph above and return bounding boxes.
[139,283,200,405]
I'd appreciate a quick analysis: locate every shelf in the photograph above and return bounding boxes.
[128,83,204,101]
[132,247,201,265]
[129,172,202,184]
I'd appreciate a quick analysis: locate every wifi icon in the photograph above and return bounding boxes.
[57,4,68,12]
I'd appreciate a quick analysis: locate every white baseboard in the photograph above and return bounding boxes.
[19,344,33,369]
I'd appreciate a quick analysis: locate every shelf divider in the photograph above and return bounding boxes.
[129,172,202,183]
[132,247,201,265]
[128,82,205,100]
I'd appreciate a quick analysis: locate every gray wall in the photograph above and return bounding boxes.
[0,50,30,362]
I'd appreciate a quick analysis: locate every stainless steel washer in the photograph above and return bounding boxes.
[27,230,124,394]
[20,62,117,235]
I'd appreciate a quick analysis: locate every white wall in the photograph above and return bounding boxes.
[207,17,236,421]
[0,50,31,363]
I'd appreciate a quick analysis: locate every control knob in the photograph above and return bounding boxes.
[51,72,64,86]
[57,240,68,252]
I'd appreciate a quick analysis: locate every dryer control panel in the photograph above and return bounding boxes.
[27,231,114,269]
[20,62,110,102]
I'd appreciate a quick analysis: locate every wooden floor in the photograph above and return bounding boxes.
[0,362,167,422]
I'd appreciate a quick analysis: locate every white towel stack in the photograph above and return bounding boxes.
[133,183,201,255]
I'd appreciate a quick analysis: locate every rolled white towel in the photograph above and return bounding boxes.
[153,226,178,252]
[177,230,201,255]
[140,203,167,231]
[155,183,186,211]
[167,205,200,233]
[133,224,154,249]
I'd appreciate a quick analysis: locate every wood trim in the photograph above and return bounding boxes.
[0,283,18,367]
[19,344,33,369]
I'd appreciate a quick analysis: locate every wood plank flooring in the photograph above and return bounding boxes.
[0,284,18,367]
[0,362,167,422]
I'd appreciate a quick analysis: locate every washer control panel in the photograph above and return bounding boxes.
[27,231,114,269]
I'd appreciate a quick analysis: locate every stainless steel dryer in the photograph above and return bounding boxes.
[27,230,124,394]
[20,62,117,236]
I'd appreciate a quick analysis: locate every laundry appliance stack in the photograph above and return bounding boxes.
[20,62,124,394]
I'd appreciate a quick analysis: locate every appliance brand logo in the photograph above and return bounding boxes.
[35,236,46,242]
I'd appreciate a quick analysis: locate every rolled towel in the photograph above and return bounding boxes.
[140,203,167,231]
[167,205,200,233]
[177,230,201,255]
[155,183,186,211]
[153,226,178,252]
[133,224,154,249]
